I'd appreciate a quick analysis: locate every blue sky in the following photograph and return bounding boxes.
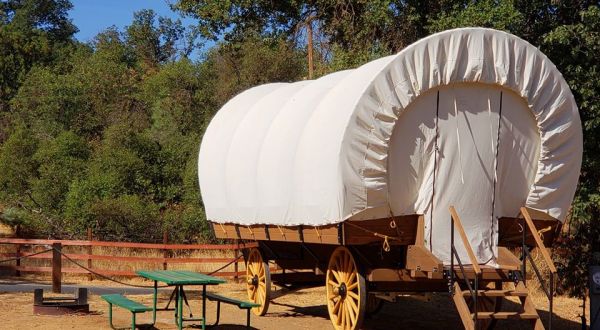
[69,0,203,58]
[69,0,195,42]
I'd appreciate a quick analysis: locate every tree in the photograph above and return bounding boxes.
[30,131,90,214]
[173,0,453,73]
[125,9,204,68]
[0,0,77,112]
[201,34,305,106]
[0,126,38,205]
[541,6,600,297]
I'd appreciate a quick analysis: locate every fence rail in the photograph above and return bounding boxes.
[0,236,257,279]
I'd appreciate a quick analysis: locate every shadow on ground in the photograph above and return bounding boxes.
[362,294,582,330]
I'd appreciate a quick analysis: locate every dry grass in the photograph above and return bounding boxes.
[0,224,14,237]
[0,243,246,282]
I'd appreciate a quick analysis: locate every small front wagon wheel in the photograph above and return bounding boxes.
[246,248,271,316]
[326,246,367,330]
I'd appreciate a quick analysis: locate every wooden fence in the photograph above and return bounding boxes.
[0,236,257,279]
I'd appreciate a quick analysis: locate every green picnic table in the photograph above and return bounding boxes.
[137,270,226,330]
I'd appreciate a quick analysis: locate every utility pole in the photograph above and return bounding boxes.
[306,16,314,79]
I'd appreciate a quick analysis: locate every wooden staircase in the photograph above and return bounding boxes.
[452,280,543,329]
[447,207,556,330]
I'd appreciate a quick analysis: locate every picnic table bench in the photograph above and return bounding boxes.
[101,294,152,330]
[206,292,260,328]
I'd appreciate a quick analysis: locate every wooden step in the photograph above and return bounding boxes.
[473,311,540,320]
[461,289,528,297]
[450,265,516,281]
[496,247,521,270]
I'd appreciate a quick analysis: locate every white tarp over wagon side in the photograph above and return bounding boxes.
[198,28,582,264]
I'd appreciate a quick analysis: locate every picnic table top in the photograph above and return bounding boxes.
[136,270,226,285]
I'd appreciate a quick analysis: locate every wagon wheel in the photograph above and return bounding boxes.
[365,293,384,317]
[246,248,271,316]
[326,246,367,330]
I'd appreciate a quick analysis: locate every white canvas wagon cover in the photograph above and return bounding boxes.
[198,28,582,263]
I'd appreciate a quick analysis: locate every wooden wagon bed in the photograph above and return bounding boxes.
[214,207,558,330]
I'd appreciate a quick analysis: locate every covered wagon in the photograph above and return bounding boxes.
[198,28,582,330]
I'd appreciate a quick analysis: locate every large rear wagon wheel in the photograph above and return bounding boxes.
[326,246,367,330]
[246,248,271,316]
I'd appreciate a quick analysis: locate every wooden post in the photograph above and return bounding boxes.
[52,242,61,293]
[87,228,93,281]
[306,18,314,79]
[162,231,168,270]
[234,242,239,282]
[15,244,21,277]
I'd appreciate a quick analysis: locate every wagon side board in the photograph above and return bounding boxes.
[211,222,342,244]
[210,214,421,246]
[498,207,561,247]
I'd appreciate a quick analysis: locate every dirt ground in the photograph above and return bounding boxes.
[0,277,589,330]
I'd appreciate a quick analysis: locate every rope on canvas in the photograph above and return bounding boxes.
[429,90,441,251]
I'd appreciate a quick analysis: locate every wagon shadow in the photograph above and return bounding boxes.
[268,299,329,320]
[362,294,583,330]
[190,325,257,330]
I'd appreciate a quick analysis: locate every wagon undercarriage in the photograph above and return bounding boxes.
[213,208,559,329]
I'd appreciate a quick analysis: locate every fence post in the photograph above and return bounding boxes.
[15,244,21,277]
[52,242,62,293]
[87,228,93,281]
[234,242,239,282]
[163,231,168,270]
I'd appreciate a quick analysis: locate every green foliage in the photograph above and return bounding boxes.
[428,0,524,33]
[31,131,89,213]
[0,0,77,111]
[88,195,160,242]
[126,9,186,67]
[541,6,600,297]
[0,126,38,201]
[203,34,305,105]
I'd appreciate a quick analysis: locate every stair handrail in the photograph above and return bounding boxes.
[449,206,480,329]
[449,206,481,274]
[519,207,555,330]
[519,207,557,274]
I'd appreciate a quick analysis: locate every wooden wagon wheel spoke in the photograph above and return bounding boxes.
[346,294,359,312]
[347,290,359,300]
[346,282,358,291]
[246,248,271,316]
[328,279,339,288]
[347,270,356,286]
[326,246,367,330]
[333,297,342,314]
[346,299,357,325]
[331,269,342,283]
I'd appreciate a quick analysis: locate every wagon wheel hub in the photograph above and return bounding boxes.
[335,282,347,298]
[251,274,259,286]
